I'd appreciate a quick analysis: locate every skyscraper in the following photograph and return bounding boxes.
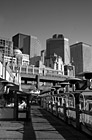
[46,34,70,65]
[12,33,41,59]
[70,42,92,75]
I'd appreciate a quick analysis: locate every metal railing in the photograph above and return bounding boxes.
[39,89,92,136]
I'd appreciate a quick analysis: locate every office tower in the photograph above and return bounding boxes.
[12,33,30,55]
[12,33,41,58]
[46,34,70,65]
[70,42,92,75]
[0,37,13,61]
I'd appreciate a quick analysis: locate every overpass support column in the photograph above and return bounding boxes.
[36,75,39,89]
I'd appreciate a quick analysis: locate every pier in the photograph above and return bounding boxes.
[0,104,91,140]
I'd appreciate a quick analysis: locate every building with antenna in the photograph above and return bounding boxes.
[70,42,92,75]
[44,34,75,77]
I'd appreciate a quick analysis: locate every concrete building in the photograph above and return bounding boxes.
[12,33,41,59]
[4,49,29,66]
[30,50,46,67]
[64,64,75,77]
[45,53,64,74]
[46,34,70,65]
[4,56,16,65]
[13,49,29,66]
[30,56,41,66]
[41,50,46,64]
[70,42,92,75]
[0,37,13,61]
[45,53,75,77]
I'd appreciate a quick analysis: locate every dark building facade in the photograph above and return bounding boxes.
[12,33,41,59]
[46,34,70,65]
[12,33,30,55]
[70,42,92,75]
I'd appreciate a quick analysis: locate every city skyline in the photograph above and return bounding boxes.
[0,0,92,50]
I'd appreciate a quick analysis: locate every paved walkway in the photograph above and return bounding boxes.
[0,105,91,140]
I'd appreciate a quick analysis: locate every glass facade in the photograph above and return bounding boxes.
[12,34,41,59]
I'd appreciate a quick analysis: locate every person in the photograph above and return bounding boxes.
[18,100,27,109]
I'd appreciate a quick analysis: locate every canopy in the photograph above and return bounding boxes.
[77,71,92,79]
[65,77,82,84]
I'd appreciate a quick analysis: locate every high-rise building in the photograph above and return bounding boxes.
[46,34,70,65]
[70,42,92,75]
[30,36,41,57]
[12,33,30,55]
[0,37,13,61]
[12,33,41,59]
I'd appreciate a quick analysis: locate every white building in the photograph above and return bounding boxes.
[45,53,64,75]
[3,49,29,66]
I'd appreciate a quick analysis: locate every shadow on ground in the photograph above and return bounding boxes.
[23,120,36,140]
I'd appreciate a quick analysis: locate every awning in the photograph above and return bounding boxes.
[77,71,92,79]
[65,77,82,84]
[0,80,19,92]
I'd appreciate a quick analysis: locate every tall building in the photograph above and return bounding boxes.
[70,42,92,75]
[0,37,13,60]
[12,33,41,59]
[46,34,70,65]
[12,33,30,55]
[30,36,41,57]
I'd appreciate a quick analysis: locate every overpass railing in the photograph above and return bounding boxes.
[10,65,64,77]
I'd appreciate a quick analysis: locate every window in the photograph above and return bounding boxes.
[56,63,58,70]
[61,64,62,70]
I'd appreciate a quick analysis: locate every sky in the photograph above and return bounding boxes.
[0,0,92,50]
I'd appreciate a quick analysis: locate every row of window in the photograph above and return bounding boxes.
[0,39,12,46]
[56,63,62,71]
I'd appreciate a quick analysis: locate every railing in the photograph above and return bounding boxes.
[39,89,92,136]
[9,65,64,77]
